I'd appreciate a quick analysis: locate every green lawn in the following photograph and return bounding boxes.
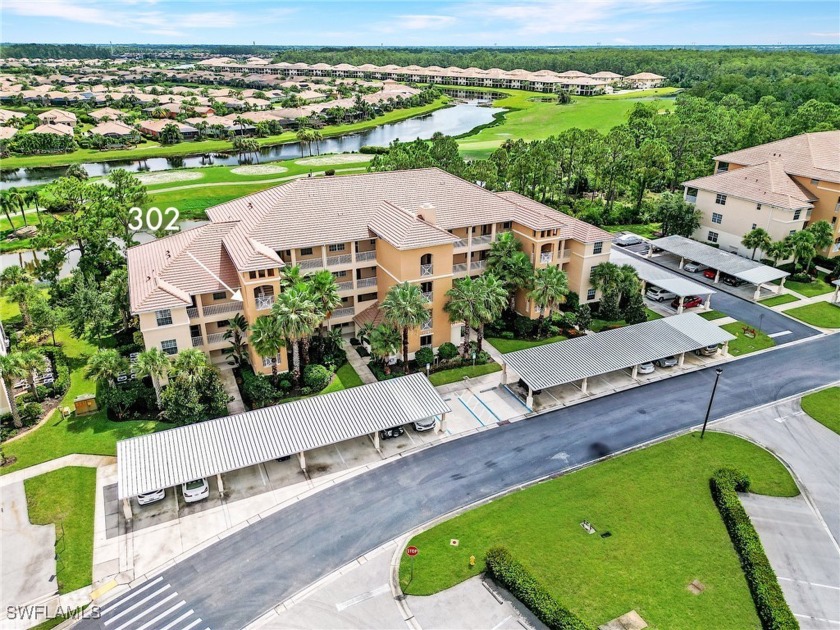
[320,362,365,394]
[428,362,502,386]
[486,335,568,353]
[721,322,776,356]
[603,223,662,239]
[591,318,627,332]
[0,295,22,323]
[645,308,663,320]
[699,310,727,321]
[24,467,97,593]
[759,293,800,307]
[784,301,840,328]
[800,387,840,434]
[780,275,835,298]
[399,432,796,629]
[456,87,679,159]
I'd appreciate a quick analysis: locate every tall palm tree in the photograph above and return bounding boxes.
[279,265,305,290]
[381,282,429,373]
[475,274,508,352]
[0,267,35,328]
[249,315,285,385]
[311,129,323,155]
[23,189,43,226]
[272,283,319,385]
[806,220,834,254]
[369,324,400,374]
[529,266,569,335]
[224,313,249,367]
[307,270,341,336]
[0,352,27,428]
[18,349,45,400]
[0,195,15,229]
[135,347,170,408]
[6,187,27,227]
[444,277,485,357]
[85,348,129,389]
[741,227,772,261]
[787,230,817,273]
[171,348,210,386]
[765,239,792,267]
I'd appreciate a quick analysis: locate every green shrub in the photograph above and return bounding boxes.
[513,316,536,339]
[414,347,434,367]
[303,364,332,391]
[500,331,515,340]
[359,145,389,154]
[437,342,459,361]
[350,337,360,346]
[299,386,312,396]
[710,468,797,630]
[97,381,155,421]
[485,547,590,630]
[19,402,43,425]
[325,169,336,176]
[240,369,279,409]
[356,346,370,358]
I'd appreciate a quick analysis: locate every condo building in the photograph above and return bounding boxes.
[128,169,612,375]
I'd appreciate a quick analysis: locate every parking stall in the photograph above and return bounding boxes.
[612,250,715,313]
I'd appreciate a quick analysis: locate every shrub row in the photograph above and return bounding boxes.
[485,547,590,630]
[709,468,798,630]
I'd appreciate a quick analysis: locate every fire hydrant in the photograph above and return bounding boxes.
[469,555,476,567]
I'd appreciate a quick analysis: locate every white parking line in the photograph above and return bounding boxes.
[132,600,186,630]
[103,585,171,625]
[768,330,792,338]
[113,593,179,630]
[778,577,840,590]
[157,610,195,630]
[491,615,512,630]
[335,584,390,611]
[793,613,840,625]
[95,577,165,616]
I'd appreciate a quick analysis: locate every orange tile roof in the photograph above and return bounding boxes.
[496,191,614,243]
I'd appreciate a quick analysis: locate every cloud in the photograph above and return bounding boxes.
[4,0,119,26]
[614,37,634,44]
[809,32,839,38]
[397,14,458,30]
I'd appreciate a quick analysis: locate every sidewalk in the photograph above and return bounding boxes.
[218,365,246,414]
[0,454,115,488]
[343,340,378,385]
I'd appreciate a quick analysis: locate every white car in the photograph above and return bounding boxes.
[683,261,707,273]
[614,234,643,247]
[637,362,656,375]
[182,478,210,503]
[645,286,677,302]
[413,416,437,432]
[137,489,165,505]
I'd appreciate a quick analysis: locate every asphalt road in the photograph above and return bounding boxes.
[78,334,839,630]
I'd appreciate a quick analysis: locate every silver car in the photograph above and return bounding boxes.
[645,286,677,302]
[137,489,165,505]
[655,356,678,368]
[637,362,655,375]
[683,261,707,273]
[614,234,643,247]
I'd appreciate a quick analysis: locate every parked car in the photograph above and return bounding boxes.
[645,286,677,302]
[276,455,291,462]
[614,233,643,247]
[182,478,210,503]
[671,295,704,309]
[517,378,542,395]
[683,261,707,273]
[413,417,437,432]
[703,268,717,280]
[380,426,405,440]
[137,489,165,506]
[721,274,747,287]
[655,356,678,368]
[694,344,719,357]
[637,362,655,375]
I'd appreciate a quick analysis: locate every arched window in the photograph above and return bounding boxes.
[420,253,433,277]
[254,285,275,310]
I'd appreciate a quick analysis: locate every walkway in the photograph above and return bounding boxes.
[218,366,246,414]
[342,340,378,385]
[0,454,114,487]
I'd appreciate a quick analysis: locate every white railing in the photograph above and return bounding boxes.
[186,307,199,319]
[421,319,433,331]
[357,276,377,288]
[299,258,323,270]
[685,194,697,204]
[453,263,468,274]
[422,291,433,302]
[540,252,552,264]
[470,260,487,271]
[453,239,468,249]
[331,307,355,319]
[356,250,376,262]
[202,302,242,316]
[420,264,433,277]
[206,332,226,345]
[327,254,353,267]
[191,336,204,347]
[336,280,354,292]
[255,295,274,310]
[472,234,493,246]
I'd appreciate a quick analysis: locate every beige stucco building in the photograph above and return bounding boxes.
[683,131,840,259]
[128,169,612,375]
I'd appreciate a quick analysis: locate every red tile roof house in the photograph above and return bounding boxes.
[89,107,125,122]
[31,123,75,137]
[37,109,77,126]
[137,119,198,140]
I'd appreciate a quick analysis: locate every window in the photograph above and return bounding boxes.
[262,356,276,367]
[358,292,377,302]
[717,161,729,173]
[249,271,256,279]
[333,270,348,278]
[751,224,757,230]
[300,247,313,256]
[756,204,762,211]
[420,335,433,348]
[160,339,178,355]
[793,209,802,221]
[155,309,172,326]
[593,241,603,254]
[789,230,797,236]
[715,194,727,206]
[586,288,596,300]
[328,243,345,252]
[712,212,723,225]
[707,231,719,243]
[811,178,820,185]
[212,291,227,300]
[685,187,698,200]
[502,221,512,229]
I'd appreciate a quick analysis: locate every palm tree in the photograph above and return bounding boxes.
[787,230,817,273]
[18,349,45,400]
[296,128,314,157]
[224,313,249,367]
[529,266,569,334]
[444,277,486,357]
[806,220,834,254]
[280,265,305,290]
[135,348,170,408]
[474,274,508,352]
[272,283,319,385]
[7,187,27,227]
[85,348,129,389]
[311,129,323,155]
[381,282,429,373]
[250,315,285,384]
[741,227,772,261]
[0,352,27,428]
[0,194,15,228]
[486,233,534,311]
[307,270,341,336]
[1,278,36,329]
[369,324,400,374]
[170,349,210,386]
[23,189,43,226]
[765,239,792,267]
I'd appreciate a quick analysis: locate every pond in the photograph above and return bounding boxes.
[0,101,503,188]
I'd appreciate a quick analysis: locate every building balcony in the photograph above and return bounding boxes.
[470,260,487,271]
[191,336,204,347]
[453,239,468,249]
[453,262,468,275]
[422,291,433,302]
[472,234,493,246]
[206,332,227,345]
[356,250,376,262]
[327,253,353,267]
[202,302,242,317]
[685,195,697,204]
[540,252,553,264]
[336,280,354,292]
[331,306,356,319]
[421,319,433,331]
[357,276,377,288]
[186,307,199,319]
[420,264,434,277]
[255,295,274,311]
[299,258,323,271]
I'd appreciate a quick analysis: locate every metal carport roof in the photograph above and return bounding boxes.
[650,235,788,285]
[503,313,735,392]
[117,373,450,499]
[611,250,714,296]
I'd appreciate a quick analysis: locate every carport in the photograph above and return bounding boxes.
[648,235,789,300]
[501,313,736,408]
[116,373,450,519]
[612,250,715,313]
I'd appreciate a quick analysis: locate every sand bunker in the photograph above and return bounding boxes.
[294,154,374,166]
[134,171,204,185]
[230,165,289,175]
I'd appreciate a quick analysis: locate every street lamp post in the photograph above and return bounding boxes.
[700,368,723,439]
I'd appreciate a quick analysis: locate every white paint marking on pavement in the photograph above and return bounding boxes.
[113,592,179,630]
[179,618,204,630]
[491,615,513,630]
[157,609,195,630]
[131,600,186,630]
[793,613,840,625]
[335,584,391,612]
[103,585,171,625]
[551,451,569,462]
[768,330,792,338]
[95,576,165,615]
[778,577,840,590]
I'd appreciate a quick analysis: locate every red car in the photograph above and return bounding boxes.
[703,269,717,280]
[671,295,704,309]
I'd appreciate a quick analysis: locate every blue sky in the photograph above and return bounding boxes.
[2,0,838,46]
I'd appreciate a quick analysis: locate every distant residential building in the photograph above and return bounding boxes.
[31,123,74,136]
[89,120,136,139]
[137,119,198,140]
[89,107,125,122]
[0,109,25,125]
[37,109,77,126]
[624,72,666,89]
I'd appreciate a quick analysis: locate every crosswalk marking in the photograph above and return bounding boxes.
[157,609,196,630]
[113,592,179,630]
[103,585,171,625]
[132,600,186,630]
[91,577,165,617]
[85,577,206,630]
[179,619,204,630]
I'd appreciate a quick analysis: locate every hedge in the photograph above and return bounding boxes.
[709,468,798,630]
[485,547,590,630]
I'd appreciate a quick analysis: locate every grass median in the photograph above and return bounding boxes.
[800,386,840,434]
[784,302,840,328]
[720,322,775,356]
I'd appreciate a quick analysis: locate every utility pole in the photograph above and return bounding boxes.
[700,368,723,439]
